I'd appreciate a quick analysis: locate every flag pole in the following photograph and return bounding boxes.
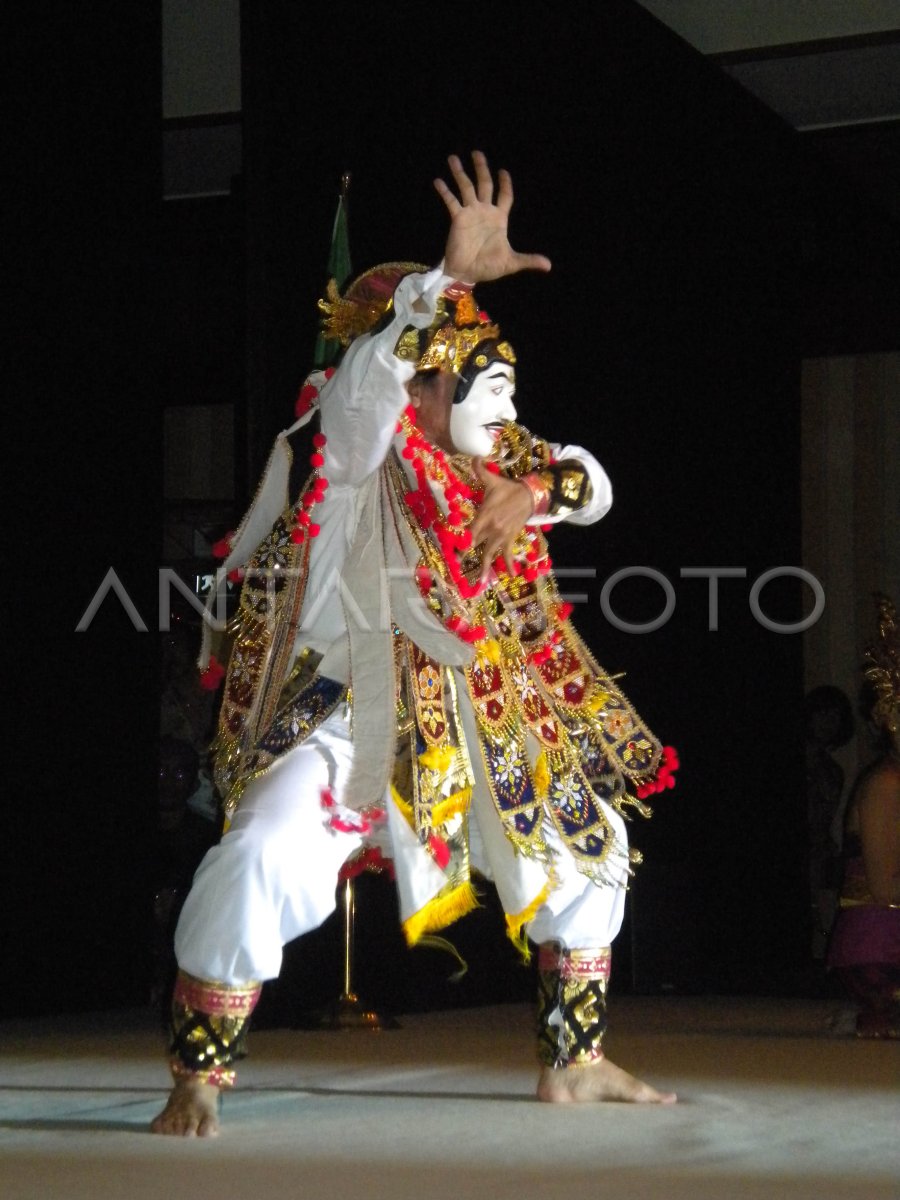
[305,172,398,1032]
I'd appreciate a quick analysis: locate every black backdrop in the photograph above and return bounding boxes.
[6,1,899,1020]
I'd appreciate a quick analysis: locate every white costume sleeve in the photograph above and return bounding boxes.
[318,264,456,485]
[527,442,613,527]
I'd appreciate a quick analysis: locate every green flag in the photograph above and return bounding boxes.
[313,173,352,369]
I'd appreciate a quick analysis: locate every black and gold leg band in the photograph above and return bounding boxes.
[168,970,262,1089]
[534,460,593,518]
[537,944,611,1069]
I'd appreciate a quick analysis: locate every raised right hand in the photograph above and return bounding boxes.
[434,151,551,285]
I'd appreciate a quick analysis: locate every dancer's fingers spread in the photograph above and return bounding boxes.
[447,154,476,202]
[496,167,513,214]
[471,150,493,201]
[433,176,461,213]
[512,250,552,274]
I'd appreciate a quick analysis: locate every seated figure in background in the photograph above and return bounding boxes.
[803,684,854,959]
[827,594,900,1038]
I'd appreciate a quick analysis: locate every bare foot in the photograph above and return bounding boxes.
[537,1056,677,1104]
[150,1078,221,1136]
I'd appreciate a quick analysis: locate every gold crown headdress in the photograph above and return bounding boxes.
[395,289,516,376]
[320,261,516,376]
[863,592,900,732]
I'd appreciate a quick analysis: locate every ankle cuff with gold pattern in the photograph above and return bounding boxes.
[168,970,262,1088]
[537,943,611,1069]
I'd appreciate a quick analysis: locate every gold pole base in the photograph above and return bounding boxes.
[316,992,400,1031]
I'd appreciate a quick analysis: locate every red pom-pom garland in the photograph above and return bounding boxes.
[392,406,571,651]
[635,745,680,799]
[287,425,329,549]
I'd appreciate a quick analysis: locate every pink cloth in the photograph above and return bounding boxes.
[827,904,900,969]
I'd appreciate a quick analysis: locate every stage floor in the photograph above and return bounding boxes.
[1,996,897,1200]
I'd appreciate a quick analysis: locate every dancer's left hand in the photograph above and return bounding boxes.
[469,458,535,579]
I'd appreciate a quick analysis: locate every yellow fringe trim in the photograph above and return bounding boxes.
[418,745,457,773]
[532,749,550,799]
[505,878,554,963]
[391,784,472,830]
[403,881,481,947]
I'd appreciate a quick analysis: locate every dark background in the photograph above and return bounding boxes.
[6,1,899,1022]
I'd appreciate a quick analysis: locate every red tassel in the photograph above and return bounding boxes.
[428,834,451,869]
[338,846,396,882]
[199,654,226,691]
[462,624,486,643]
[211,532,233,559]
[415,567,432,594]
[295,383,319,418]
[330,815,371,835]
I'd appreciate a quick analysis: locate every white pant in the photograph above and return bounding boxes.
[175,701,629,985]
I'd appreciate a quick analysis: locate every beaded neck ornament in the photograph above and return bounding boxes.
[394,403,556,645]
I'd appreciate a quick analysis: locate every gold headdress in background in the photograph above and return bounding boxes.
[863,592,900,733]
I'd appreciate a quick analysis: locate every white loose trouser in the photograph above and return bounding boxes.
[175,698,629,985]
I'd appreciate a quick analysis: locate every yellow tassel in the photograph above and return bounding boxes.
[477,638,502,666]
[505,878,554,963]
[390,784,415,828]
[418,745,457,773]
[391,785,471,828]
[403,882,481,946]
[415,935,469,981]
[433,787,471,826]
[533,749,550,799]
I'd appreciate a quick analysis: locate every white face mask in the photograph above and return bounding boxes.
[449,364,517,457]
